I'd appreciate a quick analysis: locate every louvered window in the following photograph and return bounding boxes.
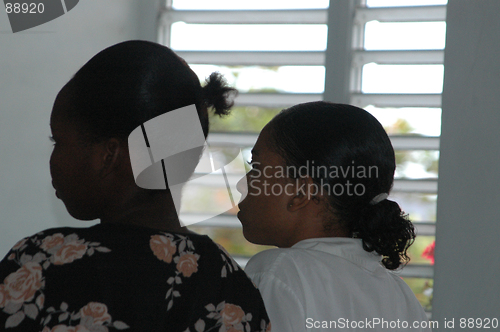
[159,0,446,312]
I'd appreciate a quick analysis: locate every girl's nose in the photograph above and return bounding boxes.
[236,175,248,198]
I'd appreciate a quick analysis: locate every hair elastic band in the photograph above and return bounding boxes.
[369,193,388,205]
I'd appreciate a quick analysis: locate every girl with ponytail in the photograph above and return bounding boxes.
[0,41,270,331]
[237,101,428,331]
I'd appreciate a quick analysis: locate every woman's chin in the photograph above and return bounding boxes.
[62,203,98,221]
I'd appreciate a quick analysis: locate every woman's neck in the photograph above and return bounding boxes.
[99,189,195,234]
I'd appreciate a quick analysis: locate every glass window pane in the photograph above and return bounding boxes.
[389,193,437,222]
[173,0,329,10]
[190,65,325,93]
[361,63,444,93]
[402,277,433,311]
[367,0,446,7]
[365,106,441,136]
[171,23,328,51]
[364,21,446,50]
[181,186,239,215]
[210,106,281,133]
[395,150,439,179]
[407,235,435,265]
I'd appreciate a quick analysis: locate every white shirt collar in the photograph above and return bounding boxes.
[291,237,384,272]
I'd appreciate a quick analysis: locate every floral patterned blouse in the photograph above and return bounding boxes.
[0,223,271,332]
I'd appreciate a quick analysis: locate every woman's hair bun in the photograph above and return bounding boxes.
[201,72,238,117]
[356,199,415,270]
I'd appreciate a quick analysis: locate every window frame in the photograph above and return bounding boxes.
[158,0,445,306]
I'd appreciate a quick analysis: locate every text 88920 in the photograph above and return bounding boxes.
[5,3,45,14]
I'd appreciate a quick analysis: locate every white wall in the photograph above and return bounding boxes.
[0,0,158,256]
[432,0,500,327]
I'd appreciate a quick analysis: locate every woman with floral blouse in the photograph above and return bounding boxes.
[0,40,271,332]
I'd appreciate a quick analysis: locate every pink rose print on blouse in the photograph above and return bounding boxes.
[0,262,44,328]
[52,240,87,265]
[36,234,111,267]
[226,327,243,332]
[3,262,43,305]
[150,233,198,311]
[41,301,129,331]
[200,301,260,332]
[221,303,246,329]
[0,285,10,308]
[41,325,90,332]
[80,302,112,325]
[40,234,65,251]
[176,253,199,277]
[11,238,28,251]
[1,231,111,329]
[150,235,177,263]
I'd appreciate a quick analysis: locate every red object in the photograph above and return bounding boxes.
[422,241,435,265]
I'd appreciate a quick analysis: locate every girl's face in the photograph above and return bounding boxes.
[237,125,298,247]
[49,90,106,220]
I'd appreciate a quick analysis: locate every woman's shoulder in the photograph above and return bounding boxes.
[10,225,93,242]
[2,226,97,257]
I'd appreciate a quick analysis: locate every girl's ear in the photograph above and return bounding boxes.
[287,176,321,212]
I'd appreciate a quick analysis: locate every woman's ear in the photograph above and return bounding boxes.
[287,176,322,212]
[99,138,123,178]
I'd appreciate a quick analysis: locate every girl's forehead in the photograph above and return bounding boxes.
[254,125,274,150]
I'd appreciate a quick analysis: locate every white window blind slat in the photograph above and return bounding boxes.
[207,133,440,150]
[161,9,327,24]
[414,222,437,237]
[355,5,446,23]
[353,50,444,65]
[234,92,322,108]
[175,50,444,66]
[176,51,325,66]
[392,179,437,194]
[351,93,442,108]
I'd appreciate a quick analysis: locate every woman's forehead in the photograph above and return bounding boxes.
[50,85,78,125]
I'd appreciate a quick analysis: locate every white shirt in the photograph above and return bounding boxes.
[245,238,431,332]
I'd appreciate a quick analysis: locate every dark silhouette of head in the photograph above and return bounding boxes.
[266,101,415,269]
